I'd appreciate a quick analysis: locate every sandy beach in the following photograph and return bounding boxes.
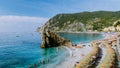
[56,43,93,68]
[55,32,118,68]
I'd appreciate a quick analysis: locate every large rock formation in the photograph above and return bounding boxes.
[40,30,75,48]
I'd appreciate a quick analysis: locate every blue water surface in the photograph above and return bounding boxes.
[58,32,103,44]
[0,32,103,68]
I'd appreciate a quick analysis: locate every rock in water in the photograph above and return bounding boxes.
[40,30,75,48]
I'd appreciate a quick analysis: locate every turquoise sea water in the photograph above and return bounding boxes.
[0,32,103,68]
[58,32,103,44]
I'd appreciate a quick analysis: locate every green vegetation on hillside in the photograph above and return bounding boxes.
[41,11,120,32]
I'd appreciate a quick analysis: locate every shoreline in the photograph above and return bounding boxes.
[56,32,118,68]
[56,31,102,34]
[56,43,93,68]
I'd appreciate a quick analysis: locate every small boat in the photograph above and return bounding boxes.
[16,35,19,37]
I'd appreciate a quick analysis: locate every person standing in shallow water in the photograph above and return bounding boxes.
[34,64,36,68]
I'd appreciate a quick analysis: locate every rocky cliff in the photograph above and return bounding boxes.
[40,30,75,48]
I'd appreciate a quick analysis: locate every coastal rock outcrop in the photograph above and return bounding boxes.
[40,30,75,48]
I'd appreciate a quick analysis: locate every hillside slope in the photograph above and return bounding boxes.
[38,11,120,32]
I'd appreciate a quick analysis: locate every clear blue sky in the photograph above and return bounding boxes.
[0,0,120,18]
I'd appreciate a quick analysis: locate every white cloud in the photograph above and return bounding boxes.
[0,15,49,33]
[0,15,48,23]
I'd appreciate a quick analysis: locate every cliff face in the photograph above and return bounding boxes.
[40,30,75,48]
[37,11,120,32]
